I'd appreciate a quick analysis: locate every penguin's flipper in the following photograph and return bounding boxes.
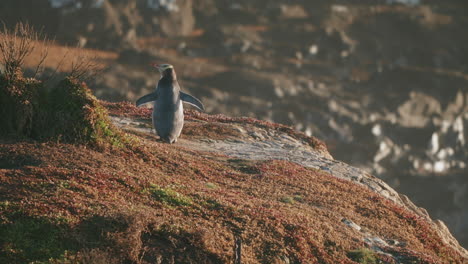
[180,92,205,112]
[136,92,158,107]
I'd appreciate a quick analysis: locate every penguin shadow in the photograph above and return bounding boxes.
[115,118,168,144]
[0,152,42,169]
[122,127,159,142]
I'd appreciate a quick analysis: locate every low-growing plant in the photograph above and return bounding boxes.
[202,199,223,210]
[43,77,135,148]
[0,74,42,137]
[205,182,218,189]
[280,196,295,204]
[0,215,75,263]
[347,248,378,264]
[293,195,303,202]
[145,184,193,207]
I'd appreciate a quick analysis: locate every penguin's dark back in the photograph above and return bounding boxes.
[157,77,181,108]
[162,68,177,80]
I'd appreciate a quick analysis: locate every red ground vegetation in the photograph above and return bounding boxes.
[0,103,465,263]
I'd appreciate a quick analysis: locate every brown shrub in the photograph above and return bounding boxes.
[0,23,129,149]
[0,74,42,137]
[44,77,132,148]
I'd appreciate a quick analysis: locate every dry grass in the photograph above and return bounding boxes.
[0,22,50,79]
[32,42,111,81]
[22,39,117,73]
[0,22,117,81]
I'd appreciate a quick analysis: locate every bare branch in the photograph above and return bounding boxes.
[0,22,45,79]
[43,46,70,83]
[69,51,104,81]
[33,31,51,78]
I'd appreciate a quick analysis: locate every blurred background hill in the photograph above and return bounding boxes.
[1,0,467,247]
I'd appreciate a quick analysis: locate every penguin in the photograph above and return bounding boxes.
[136,64,204,143]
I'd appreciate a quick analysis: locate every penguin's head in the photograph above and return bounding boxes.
[153,63,176,79]
[153,63,173,73]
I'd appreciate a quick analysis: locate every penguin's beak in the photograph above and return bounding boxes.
[151,63,173,73]
[151,63,162,73]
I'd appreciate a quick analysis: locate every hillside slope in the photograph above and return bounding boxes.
[2,0,468,248]
[0,102,467,263]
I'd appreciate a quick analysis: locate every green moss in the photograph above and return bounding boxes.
[205,182,218,189]
[347,248,378,264]
[293,195,303,202]
[0,215,74,263]
[280,196,295,204]
[145,184,193,207]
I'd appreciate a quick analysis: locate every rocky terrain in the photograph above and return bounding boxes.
[0,0,467,249]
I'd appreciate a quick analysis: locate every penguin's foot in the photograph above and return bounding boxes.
[159,137,177,144]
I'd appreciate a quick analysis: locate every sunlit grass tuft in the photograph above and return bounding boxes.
[144,184,193,207]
